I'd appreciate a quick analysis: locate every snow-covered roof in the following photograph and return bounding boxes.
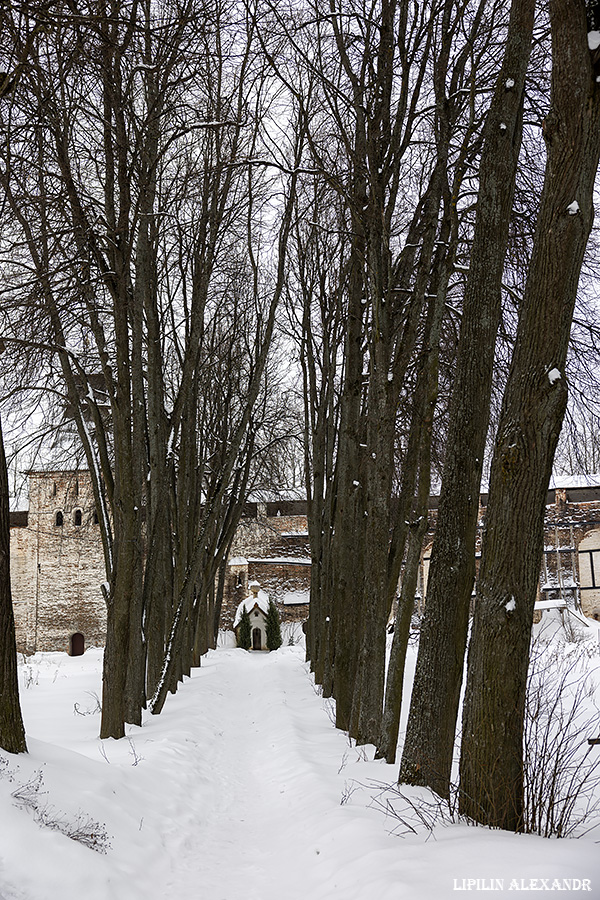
[429,473,600,502]
[233,589,270,627]
[228,557,248,566]
[549,474,600,490]
[282,589,310,606]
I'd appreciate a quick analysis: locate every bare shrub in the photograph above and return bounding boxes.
[367,640,600,840]
[21,665,39,689]
[365,779,459,838]
[340,780,360,805]
[523,642,600,838]
[36,808,112,853]
[127,736,143,766]
[73,691,102,716]
[11,769,111,853]
[0,755,17,782]
[10,769,45,810]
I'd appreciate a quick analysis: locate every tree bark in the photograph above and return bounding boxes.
[0,415,27,754]
[459,0,600,830]
[399,0,536,797]
[375,222,449,761]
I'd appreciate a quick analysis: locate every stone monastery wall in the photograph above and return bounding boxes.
[12,471,600,656]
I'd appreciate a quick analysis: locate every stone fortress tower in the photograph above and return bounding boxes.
[11,470,107,655]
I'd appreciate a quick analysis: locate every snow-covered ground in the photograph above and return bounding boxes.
[1,633,600,900]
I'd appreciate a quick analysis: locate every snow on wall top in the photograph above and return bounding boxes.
[282,589,310,606]
[430,473,600,501]
[247,557,312,566]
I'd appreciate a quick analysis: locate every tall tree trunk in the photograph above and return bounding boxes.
[459,0,600,830]
[0,415,27,754]
[329,234,367,731]
[299,215,342,688]
[375,233,448,762]
[376,462,430,764]
[399,0,536,797]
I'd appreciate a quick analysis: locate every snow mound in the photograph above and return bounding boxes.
[2,644,599,899]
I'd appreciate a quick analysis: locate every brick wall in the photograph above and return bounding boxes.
[13,471,600,654]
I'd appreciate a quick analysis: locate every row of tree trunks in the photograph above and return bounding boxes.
[0,0,304,740]
[375,199,453,762]
[297,0,501,753]
[399,0,536,797]
[459,0,600,830]
[294,181,345,693]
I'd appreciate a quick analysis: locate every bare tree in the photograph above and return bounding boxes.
[0,404,26,754]
[261,0,504,756]
[286,180,346,691]
[0,0,54,756]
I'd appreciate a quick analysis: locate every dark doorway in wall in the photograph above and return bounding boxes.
[70,632,85,656]
[74,509,82,526]
[55,511,64,527]
[252,628,262,651]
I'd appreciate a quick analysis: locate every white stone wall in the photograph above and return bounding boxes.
[11,471,107,654]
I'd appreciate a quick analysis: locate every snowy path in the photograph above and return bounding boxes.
[157,649,354,900]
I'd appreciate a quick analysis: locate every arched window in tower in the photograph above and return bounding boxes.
[74,508,82,527]
[55,510,64,527]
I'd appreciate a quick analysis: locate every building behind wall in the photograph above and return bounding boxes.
[220,501,311,630]
[539,483,600,620]
[420,478,600,622]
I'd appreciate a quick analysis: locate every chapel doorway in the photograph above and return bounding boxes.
[252,628,262,651]
[70,632,85,656]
